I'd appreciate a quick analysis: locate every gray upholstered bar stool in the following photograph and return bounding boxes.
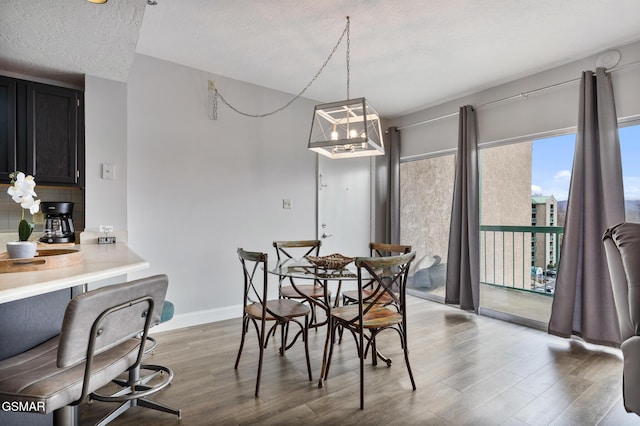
[0,274,181,426]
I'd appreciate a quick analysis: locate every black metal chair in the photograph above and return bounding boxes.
[0,274,181,425]
[341,242,412,307]
[322,252,417,409]
[235,248,312,397]
[273,240,330,326]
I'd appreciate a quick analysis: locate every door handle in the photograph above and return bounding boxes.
[322,233,333,239]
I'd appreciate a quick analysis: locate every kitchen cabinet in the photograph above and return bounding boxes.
[0,76,84,187]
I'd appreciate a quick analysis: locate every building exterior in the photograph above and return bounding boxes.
[531,195,557,270]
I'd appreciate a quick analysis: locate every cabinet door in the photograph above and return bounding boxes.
[26,82,81,185]
[0,76,17,183]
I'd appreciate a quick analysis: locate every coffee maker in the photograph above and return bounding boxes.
[40,202,75,244]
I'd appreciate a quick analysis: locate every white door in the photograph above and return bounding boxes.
[317,155,372,257]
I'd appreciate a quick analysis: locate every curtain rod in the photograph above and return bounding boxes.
[397,60,640,131]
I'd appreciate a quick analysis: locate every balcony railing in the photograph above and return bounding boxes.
[480,225,564,296]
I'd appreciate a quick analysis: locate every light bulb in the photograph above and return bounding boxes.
[331,131,339,141]
[349,129,358,139]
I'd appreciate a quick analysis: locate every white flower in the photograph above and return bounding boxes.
[8,171,40,241]
[21,197,41,214]
[7,171,41,215]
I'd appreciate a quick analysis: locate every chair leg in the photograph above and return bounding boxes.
[402,332,417,391]
[264,322,279,349]
[304,315,312,381]
[371,333,378,367]
[235,316,249,369]
[323,318,338,380]
[255,323,266,397]
[137,397,182,418]
[95,401,132,426]
[53,405,77,426]
[318,317,334,388]
[279,321,291,356]
[358,326,365,410]
[333,280,343,308]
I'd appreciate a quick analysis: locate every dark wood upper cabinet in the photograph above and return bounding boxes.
[26,82,83,186]
[0,76,84,187]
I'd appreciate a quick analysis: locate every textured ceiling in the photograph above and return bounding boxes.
[0,0,146,86]
[2,0,640,117]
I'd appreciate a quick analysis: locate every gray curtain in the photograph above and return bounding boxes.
[548,68,625,347]
[445,105,480,312]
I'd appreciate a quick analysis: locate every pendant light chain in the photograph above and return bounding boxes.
[346,16,350,101]
[210,18,351,120]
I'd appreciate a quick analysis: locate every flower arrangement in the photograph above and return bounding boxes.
[7,171,41,241]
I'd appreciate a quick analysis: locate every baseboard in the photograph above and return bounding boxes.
[151,304,242,333]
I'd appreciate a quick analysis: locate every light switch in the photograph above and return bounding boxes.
[102,163,115,180]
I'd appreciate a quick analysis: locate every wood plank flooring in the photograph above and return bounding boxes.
[79,297,640,425]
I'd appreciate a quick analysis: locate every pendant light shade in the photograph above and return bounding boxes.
[308,97,384,159]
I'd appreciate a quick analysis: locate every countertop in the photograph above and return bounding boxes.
[0,243,149,304]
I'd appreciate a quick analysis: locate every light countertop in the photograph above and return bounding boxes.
[0,243,149,304]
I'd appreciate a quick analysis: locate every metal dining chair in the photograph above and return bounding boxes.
[322,251,417,409]
[321,252,416,409]
[341,242,412,307]
[273,240,330,327]
[338,243,413,365]
[234,248,312,397]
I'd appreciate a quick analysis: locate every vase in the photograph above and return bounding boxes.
[6,241,38,259]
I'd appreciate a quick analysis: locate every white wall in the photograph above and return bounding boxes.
[392,40,640,159]
[84,75,128,231]
[126,54,318,328]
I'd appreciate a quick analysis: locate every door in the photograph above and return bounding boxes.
[317,155,372,257]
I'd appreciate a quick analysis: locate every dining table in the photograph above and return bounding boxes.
[268,256,370,388]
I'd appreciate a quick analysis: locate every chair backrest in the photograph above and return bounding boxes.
[603,223,640,341]
[57,274,168,369]
[273,240,321,261]
[354,251,416,311]
[237,248,269,311]
[369,242,412,257]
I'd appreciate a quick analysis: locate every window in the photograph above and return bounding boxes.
[620,124,640,220]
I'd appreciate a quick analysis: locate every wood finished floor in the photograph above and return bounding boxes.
[79,297,640,426]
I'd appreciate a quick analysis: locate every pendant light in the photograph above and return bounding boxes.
[308,17,384,159]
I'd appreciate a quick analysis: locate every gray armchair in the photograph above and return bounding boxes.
[603,222,640,416]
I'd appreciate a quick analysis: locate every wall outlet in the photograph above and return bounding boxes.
[102,163,115,180]
[98,236,116,244]
[32,211,44,225]
[282,199,292,209]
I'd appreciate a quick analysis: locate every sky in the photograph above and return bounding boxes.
[531,124,640,201]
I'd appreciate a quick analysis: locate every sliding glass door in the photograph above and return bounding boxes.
[478,135,574,326]
[400,153,455,299]
[400,123,639,327]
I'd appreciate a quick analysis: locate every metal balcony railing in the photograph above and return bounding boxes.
[480,225,564,296]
